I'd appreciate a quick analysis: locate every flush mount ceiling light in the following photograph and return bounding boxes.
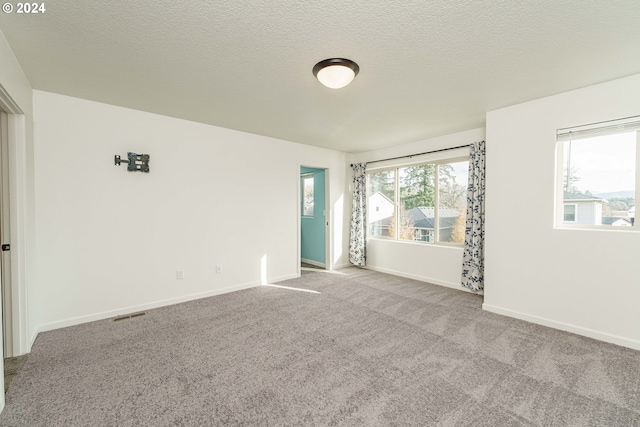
[313,58,360,89]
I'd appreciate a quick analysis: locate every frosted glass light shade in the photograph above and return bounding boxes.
[316,65,355,89]
[313,58,359,89]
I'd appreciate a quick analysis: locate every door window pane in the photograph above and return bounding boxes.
[302,174,314,217]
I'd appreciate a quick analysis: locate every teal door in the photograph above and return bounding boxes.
[300,167,326,267]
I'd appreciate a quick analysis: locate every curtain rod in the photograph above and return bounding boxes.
[350,144,471,167]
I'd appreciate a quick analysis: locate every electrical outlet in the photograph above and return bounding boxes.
[176,270,184,280]
[216,265,222,274]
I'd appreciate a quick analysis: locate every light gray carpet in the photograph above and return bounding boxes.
[1,268,639,426]
[3,355,27,393]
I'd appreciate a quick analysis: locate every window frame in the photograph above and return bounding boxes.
[366,154,469,247]
[555,119,640,231]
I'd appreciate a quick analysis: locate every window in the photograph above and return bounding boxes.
[438,160,469,243]
[563,204,577,222]
[301,174,314,217]
[366,156,469,245]
[367,170,395,237]
[556,116,640,229]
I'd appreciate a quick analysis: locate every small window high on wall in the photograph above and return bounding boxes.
[556,116,640,230]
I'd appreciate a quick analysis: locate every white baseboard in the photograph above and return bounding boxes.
[483,303,640,351]
[29,331,37,350]
[30,273,302,347]
[301,258,326,268]
[32,281,261,342]
[364,265,482,295]
[269,273,299,283]
[332,262,352,270]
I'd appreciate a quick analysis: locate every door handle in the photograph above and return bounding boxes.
[1,244,10,251]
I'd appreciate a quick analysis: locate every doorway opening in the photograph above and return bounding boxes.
[0,109,11,360]
[299,166,329,275]
[0,84,29,382]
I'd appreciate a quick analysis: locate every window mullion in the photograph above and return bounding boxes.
[556,142,565,227]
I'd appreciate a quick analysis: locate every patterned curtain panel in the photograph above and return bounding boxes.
[349,163,367,267]
[462,141,486,291]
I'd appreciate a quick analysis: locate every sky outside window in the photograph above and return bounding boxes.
[564,132,636,195]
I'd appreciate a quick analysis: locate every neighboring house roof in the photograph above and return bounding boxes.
[407,207,459,229]
[601,217,632,226]
[563,191,603,202]
[371,191,393,204]
[378,206,460,229]
[413,207,460,218]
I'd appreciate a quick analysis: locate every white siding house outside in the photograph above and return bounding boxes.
[368,191,394,235]
[563,192,634,227]
[563,192,603,225]
[602,217,632,227]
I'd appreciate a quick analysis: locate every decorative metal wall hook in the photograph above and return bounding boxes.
[115,152,150,173]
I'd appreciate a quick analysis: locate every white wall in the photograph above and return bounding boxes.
[349,128,485,289]
[32,90,348,338]
[0,29,36,411]
[485,73,640,350]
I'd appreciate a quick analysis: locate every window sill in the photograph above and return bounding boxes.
[366,236,464,249]
[555,224,639,232]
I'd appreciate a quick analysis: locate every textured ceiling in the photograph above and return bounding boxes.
[1,1,640,152]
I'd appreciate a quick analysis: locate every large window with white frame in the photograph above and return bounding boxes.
[556,116,640,230]
[367,156,469,245]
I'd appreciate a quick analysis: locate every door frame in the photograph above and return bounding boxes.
[298,164,330,277]
[0,109,12,359]
[0,84,29,358]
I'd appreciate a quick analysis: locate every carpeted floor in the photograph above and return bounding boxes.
[3,356,27,393]
[1,267,639,426]
[300,262,323,270]
[301,262,324,276]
